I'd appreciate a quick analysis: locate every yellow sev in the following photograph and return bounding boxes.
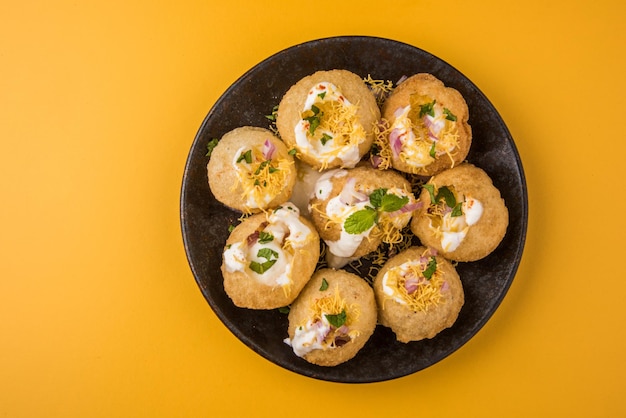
[382,250,445,312]
[301,98,365,171]
[307,283,361,347]
[233,147,294,213]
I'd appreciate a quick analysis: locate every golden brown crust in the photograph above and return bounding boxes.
[207,126,296,213]
[308,165,412,259]
[287,269,377,366]
[276,69,380,170]
[410,163,508,261]
[221,212,320,309]
[373,246,464,342]
[381,73,471,176]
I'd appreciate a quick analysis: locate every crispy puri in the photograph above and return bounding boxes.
[410,163,508,261]
[373,246,464,342]
[381,73,471,176]
[286,269,377,366]
[207,126,296,213]
[276,69,380,170]
[308,165,415,263]
[221,207,320,309]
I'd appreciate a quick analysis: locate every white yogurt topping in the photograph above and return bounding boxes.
[436,196,484,252]
[284,316,332,358]
[293,82,365,167]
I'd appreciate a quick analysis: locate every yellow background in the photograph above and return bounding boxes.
[2,0,625,416]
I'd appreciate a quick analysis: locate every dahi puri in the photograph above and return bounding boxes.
[308,165,418,268]
[381,73,471,176]
[373,246,464,342]
[221,203,320,309]
[276,69,380,170]
[410,163,508,262]
[285,269,377,366]
[207,126,296,213]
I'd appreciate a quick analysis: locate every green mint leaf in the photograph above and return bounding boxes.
[379,194,409,212]
[451,202,463,217]
[288,148,297,156]
[325,310,347,328]
[237,149,252,164]
[320,133,332,145]
[206,138,219,157]
[444,108,457,121]
[423,184,436,204]
[319,278,329,291]
[436,186,457,208]
[258,231,274,244]
[368,188,388,208]
[419,100,436,118]
[422,257,437,280]
[344,208,378,234]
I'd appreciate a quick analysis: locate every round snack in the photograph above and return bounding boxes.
[207,126,296,213]
[410,163,508,261]
[284,269,377,366]
[221,203,320,309]
[276,69,381,170]
[381,73,471,176]
[308,165,419,268]
[373,246,464,342]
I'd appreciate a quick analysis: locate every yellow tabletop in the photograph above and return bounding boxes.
[2,0,625,416]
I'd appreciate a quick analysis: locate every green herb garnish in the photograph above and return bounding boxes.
[206,138,219,157]
[422,257,437,280]
[451,202,463,217]
[443,108,457,121]
[303,105,322,134]
[419,100,436,118]
[423,184,437,204]
[258,231,274,244]
[278,306,290,314]
[344,207,378,234]
[249,248,278,274]
[436,186,457,208]
[325,310,347,328]
[319,278,329,291]
[317,92,326,100]
[288,148,297,156]
[237,149,252,164]
[320,133,332,145]
[429,141,437,158]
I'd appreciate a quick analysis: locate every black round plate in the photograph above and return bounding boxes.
[180,36,528,383]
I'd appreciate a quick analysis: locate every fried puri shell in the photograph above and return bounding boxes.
[382,73,471,176]
[309,165,412,259]
[207,126,296,213]
[287,269,377,366]
[410,163,508,261]
[276,69,380,170]
[373,246,464,342]
[221,212,320,309]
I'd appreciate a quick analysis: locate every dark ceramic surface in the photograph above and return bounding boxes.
[180,36,528,383]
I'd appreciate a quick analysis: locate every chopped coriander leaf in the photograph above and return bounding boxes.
[265,105,279,121]
[288,148,297,156]
[429,141,437,158]
[451,202,464,217]
[249,248,279,274]
[325,310,347,328]
[344,207,378,234]
[317,92,326,100]
[419,100,436,118]
[254,160,270,175]
[278,306,290,314]
[206,138,219,157]
[258,231,274,244]
[268,166,279,174]
[422,257,437,280]
[320,133,333,145]
[319,278,329,291]
[443,108,457,121]
[228,224,235,233]
[303,105,322,134]
[436,186,457,208]
[237,149,252,164]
